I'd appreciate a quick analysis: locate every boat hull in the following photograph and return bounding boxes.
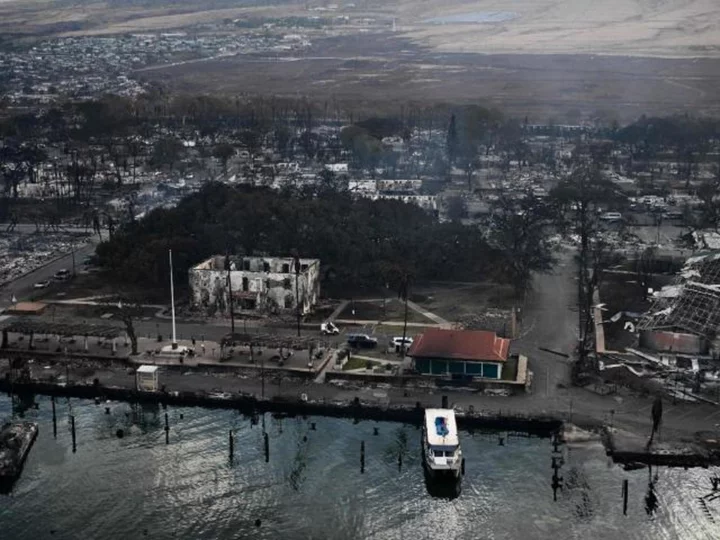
[421,431,462,479]
[0,422,39,493]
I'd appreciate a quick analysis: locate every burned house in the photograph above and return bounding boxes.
[189,255,320,315]
[639,251,720,356]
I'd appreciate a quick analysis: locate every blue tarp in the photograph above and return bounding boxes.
[434,417,449,437]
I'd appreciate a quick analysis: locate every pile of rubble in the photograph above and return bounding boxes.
[0,233,89,285]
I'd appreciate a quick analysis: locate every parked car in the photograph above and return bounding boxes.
[320,321,340,335]
[53,269,71,281]
[346,334,378,349]
[390,336,413,352]
[33,280,51,289]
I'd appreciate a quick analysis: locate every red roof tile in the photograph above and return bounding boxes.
[407,328,509,362]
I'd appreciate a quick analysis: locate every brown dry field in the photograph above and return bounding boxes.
[137,33,720,121]
[3,0,720,120]
[5,0,720,58]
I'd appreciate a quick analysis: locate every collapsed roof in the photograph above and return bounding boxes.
[640,251,720,339]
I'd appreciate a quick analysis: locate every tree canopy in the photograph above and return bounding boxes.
[96,183,504,295]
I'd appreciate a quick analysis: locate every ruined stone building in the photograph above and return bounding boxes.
[189,255,320,315]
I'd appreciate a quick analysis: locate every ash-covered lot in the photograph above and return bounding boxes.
[0,232,90,285]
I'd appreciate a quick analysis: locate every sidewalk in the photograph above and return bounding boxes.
[3,310,718,445]
[4,352,718,446]
[334,319,440,327]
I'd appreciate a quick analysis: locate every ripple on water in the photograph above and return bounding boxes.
[1,396,719,539]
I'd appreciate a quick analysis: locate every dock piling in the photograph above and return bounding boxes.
[373,427,379,436]
[263,432,269,463]
[70,414,76,453]
[398,452,402,472]
[441,395,448,409]
[360,440,365,474]
[51,396,57,438]
[229,430,234,462]
[622,479,629,515]
[164,413,169,445]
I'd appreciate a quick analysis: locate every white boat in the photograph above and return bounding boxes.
[422,408,463,479]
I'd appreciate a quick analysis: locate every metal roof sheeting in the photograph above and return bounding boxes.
[408,328,509,362]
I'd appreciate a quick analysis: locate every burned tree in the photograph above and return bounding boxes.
[550,163,620,375]
[446,113,459,165]
[635,246,658,300]
[109,295,144,355]
[213,143,235,177]
[696,177,720,231]
[489,189,558,299]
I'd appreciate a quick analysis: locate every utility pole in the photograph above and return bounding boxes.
[294,255,301,338]
[169,249,177,349]
[400,273,409,359]
[260,345,265,399]
[226,252,235,335]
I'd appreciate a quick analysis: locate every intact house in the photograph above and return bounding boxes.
[407,328,510,380]
[189,255,320,316]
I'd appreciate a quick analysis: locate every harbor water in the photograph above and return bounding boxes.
[0,394,719,539]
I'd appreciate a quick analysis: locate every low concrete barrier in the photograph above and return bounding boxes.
[0,378,562,435]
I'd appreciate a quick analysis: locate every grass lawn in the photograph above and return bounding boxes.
[338,299,434,323]
[374,324,434,337]
[30,269,178,305]
[342,356,381,371]
[42,303,160,320]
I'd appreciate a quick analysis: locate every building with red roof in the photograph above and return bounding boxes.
[407,328,510,379]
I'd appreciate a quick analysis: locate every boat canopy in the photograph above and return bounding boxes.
[424,408,459,447]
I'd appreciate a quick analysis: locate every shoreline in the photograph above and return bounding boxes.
[3,365,720,468]
[0,378,562,436]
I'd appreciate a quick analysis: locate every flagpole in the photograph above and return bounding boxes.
[169,249,177,349]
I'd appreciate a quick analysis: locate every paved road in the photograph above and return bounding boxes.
[7,353,718,441]
[0,241,99,313]
[0,223,107,236]
[63,316,400,357]
[511,248,577,400]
